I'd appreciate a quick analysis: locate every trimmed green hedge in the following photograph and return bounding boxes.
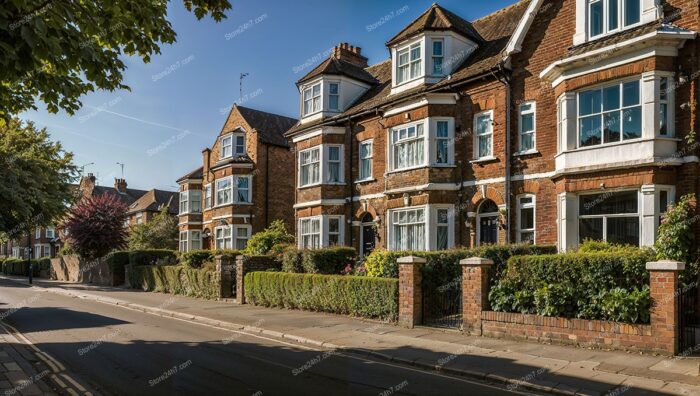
[1,258,44,276]
[181,250,214,268]
[245,271,398,321]
[128,265,220,299]
[128,249,177,267]
[489,248,654,323]
[280,246,357,275]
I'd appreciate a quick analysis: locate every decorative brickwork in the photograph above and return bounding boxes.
[398,256,425,328]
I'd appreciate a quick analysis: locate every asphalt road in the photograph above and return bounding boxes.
[0,279,526,396]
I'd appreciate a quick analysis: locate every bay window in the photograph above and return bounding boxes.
[327,146,341,183]
[358,140,373,181]
[298,216,345,249]
[578,80,641,147]
[299,147,320,187]
[517,195,536,244]
[233,225,251,250]
[392,208,426,251]
[519,102,536,152]
[181,190,202,214]
[179,231,188,252]
[435,121,450,164]
[436,209,449,250]
[432,39,444,75]
[221,135,232,158]
[588,0,641,39]
[396,41,422,84]
[215,176,252,206]
[659,77,670,136]
[180,192,188,214]
[391,122,425,170]
[388,205,454,251]
[329,83,340,111]
[190,231,201,250]
[216,178,232,206]
[303,83,322,116]
[579,190,639,246]
[236,176,251,203]
[204,184,212,209]
[215,226,232,249]
[474,111,493,159]
[220,133,245,158]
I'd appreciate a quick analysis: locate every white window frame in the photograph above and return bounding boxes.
[576,78,642,148]
[432,38,444,76]
[389,120,427,172]
[191,230,202,251]
[233,225,251,250]
[215,226,233,250]
[474,110,494,159]
[179,231,188,252]
[180,190,202,214]
[433,118,454,166]
[516,194,536,244]
[297,215,345,249]
[135,213,143,224]
[303,82,322,116]
[35,228,41,239]
[298,217,322,249]
[329,82,340,111]
[325,145,344,184]
[396,40,423,85]
[577,189,641,246]
[299,146,321,187]
[358,140,373,181]
[216,177,233,206]
[179,191,189,214]
[518,102,537,153]
[298,145,344,187]
[45,227,55,239]
[557,95,565,153]
[659,76,674,137]
[588,0,642,40]
[203,184,212,209]
[387,205,454,251]
[234,175,253,204]
[220,134,233,158]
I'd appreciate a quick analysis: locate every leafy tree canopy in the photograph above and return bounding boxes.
[655,194,696,263]
[0,118,77,240]
[62,193,128,260]
[128,206,178,250]
[0,0,232,119]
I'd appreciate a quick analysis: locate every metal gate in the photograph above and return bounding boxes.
[422,276,462,329]
[679,283,700,353]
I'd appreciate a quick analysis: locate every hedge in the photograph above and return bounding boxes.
[128,265,220,299]
[245,271,398,321]
[1,258,47,277]
[281,246,357,275]
[128,249,177,267]
[489,248,655,323]
[364,244,558,281]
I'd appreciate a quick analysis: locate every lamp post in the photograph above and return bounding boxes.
[26,231,33,284]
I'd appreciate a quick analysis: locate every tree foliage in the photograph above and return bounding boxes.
[244,220,294,255]
[0,0,232,119]
[0,118,76,240]
[128,207,178,250]
[655,194,696,263]
[62,193,128,260]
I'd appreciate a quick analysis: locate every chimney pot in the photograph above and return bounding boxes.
[331,42,368,68]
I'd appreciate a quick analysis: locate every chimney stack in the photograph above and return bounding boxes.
[332,42,368,68]
[114,178,127,193]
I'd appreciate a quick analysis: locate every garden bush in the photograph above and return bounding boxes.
[1,258,41,276]
[128,249,177,267]
[244,220,294,255]
[105,251,130,273]
[128,264,220,299]
[301,247,356,274]
[181,250,214,268]
[244,271,398,321]
[488,249,654,323]
[280,245,303,273]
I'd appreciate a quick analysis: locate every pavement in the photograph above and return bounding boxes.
[2,275,700,395]
[0,324,59,396]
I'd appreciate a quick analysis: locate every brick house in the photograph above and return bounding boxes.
[285,0,699,256]
[176,105,297,252]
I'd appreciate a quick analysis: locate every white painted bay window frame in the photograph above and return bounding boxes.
[587,0,642,40]
[297,215,345,249]
[215,226,233,250]
[233,225,252,250]
[204,184,212,209]
[303,82,322,116]
[396,40,423,85]
[473,110,494,160]
[215,176,253,207]
[516,195,536,244]
[180,190,202,214]
[387,205,454,251]
[298,145,344,187]
[388,117,455,173]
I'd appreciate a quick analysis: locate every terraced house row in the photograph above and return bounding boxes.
[177,0,700,255]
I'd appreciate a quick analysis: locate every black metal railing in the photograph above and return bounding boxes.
[422,278,462,329]
[679,284,700,353]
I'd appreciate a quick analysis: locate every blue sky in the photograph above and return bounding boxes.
[22,0,516,191]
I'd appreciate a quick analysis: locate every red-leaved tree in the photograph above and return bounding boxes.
[61,194,128,260]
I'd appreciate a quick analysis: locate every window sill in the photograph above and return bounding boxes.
[470,156,498,164]
[298,183,345,190]
[431,164,457,168]
[386,164,429,175]
[513,149,540,157]
[212,202,253,209]
[354,178,376,184]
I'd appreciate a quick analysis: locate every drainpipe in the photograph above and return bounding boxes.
[265,143,270,226]
[490,62,512,244]
[347,118,354,249]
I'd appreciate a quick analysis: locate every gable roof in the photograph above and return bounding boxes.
[386,3,484,47]
[127,189,178,215]
[286,1,529,136]
[177,166,204,183]
[232,105,297,148]
[91,185,148,207]
[297,57,378,86]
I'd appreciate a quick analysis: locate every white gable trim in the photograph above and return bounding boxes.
[503,0,544,61]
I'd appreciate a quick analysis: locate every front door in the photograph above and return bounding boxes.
[479,215,498,245]
[361,224,376,257]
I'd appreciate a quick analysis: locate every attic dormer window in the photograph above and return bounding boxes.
[329,83,340,111]
[303,83,322,116]
[220,132,245,159]
[588,0,641,39]
[397,41,422,84]
[432,39,444,75]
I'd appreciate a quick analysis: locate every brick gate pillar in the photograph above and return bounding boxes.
[398,256,426,328]
[647,260,685,355]
[460,257,493,336]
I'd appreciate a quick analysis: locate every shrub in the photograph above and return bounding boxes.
[301,247,356,274]
[280,245,303,273]
[1,258,40,276]
[127,207,178,250]
[105,251,130,273]
[128,249,177,267]
[62,193,128,260]
[244,271,398,321]
[244,220,294,256]
[489,249,654,323]
[181,250,214,268]
[128,265,220,299]
[364,244,557,281]
[212,249,242,258]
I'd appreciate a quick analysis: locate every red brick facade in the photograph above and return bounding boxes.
[286,1,700,255]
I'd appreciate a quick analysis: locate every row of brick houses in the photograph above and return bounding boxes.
[1,175,178,259]
[282,0,699,256]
